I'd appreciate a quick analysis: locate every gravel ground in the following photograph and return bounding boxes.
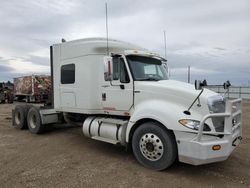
[0,101,249,188]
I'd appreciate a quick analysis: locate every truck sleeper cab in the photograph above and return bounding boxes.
[12,38,243,170]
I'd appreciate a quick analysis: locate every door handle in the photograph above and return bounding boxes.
[101,85,110,88]
[102,93,106,101]
[120,85,125,90]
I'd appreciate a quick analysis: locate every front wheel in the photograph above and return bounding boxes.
[132,121,177,170]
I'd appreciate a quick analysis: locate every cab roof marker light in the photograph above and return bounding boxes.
[124,50,165,61]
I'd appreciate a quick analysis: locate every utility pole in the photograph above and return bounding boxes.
[163,30,167,59]
[188,65,190,83]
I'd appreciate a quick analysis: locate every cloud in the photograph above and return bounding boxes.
[7,58,49,74]
[0,0,249,85]
[0,64,14,73]
[172,67,220,75]
[0,56,49,82]
[213,47,227,51]
[0,57,17,81]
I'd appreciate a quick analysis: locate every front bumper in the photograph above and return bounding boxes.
[176,98,242,165]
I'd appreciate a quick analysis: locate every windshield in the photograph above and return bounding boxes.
[126,55,168,81]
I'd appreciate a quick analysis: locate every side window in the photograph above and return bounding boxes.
[110,57,130,83]
[120,59,130,83]
[61,64,75,84]
[112,57,120,80]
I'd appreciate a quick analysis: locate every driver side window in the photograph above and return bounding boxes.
[120,59,130,83]
[112,57,130,83]
[112,57,120,80]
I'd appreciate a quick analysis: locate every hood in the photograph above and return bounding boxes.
[134,79,217,103]
[133,80,220,131]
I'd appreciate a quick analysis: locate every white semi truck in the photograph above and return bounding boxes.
[12,38,243,170]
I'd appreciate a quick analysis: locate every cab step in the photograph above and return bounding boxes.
[91,136,120,145]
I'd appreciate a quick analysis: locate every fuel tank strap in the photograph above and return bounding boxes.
[88,117,96,137]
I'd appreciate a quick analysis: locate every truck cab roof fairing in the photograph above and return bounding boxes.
[55,38,147,60]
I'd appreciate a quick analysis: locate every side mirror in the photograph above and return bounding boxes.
[195,80,201,90]
[162,63,169,77]
[195,79,207,90]
[223,80,231,89]
[104,56,113,81]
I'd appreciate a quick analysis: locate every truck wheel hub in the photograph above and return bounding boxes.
[139,133,164,161]
[146,142,154,152]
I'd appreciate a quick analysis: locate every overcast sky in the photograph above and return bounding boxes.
[0,0,249,85]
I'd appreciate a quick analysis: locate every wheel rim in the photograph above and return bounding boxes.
[139,133,164,161]
[29,114,37,129]
[15,111,21,125]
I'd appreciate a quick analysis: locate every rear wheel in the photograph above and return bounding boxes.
[132,121,177,170]
[13,105,28,129]
[27,107,44,134]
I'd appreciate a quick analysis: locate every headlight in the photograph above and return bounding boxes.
[179,119,211,131]
[207,95,225,113]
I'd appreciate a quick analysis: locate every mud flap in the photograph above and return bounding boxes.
[232,136,242,147]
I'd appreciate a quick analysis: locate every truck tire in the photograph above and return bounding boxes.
[13,105,29,129]
[27,106,44,134]
[132,121,177,171]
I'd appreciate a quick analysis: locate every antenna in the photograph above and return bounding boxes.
[163,30,167,59]
[105,2,109,55]
[188,65,190,83]
[163,30,170,78]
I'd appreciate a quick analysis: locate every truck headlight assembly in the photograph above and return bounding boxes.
[179,119,211,131]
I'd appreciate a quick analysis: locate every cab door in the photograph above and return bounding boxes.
[101,56,133,112]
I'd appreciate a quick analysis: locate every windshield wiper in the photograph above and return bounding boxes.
[137,78,160,81]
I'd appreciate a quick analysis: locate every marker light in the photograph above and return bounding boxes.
[212,145,221,150]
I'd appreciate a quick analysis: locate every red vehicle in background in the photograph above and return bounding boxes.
[14,75,51,103]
